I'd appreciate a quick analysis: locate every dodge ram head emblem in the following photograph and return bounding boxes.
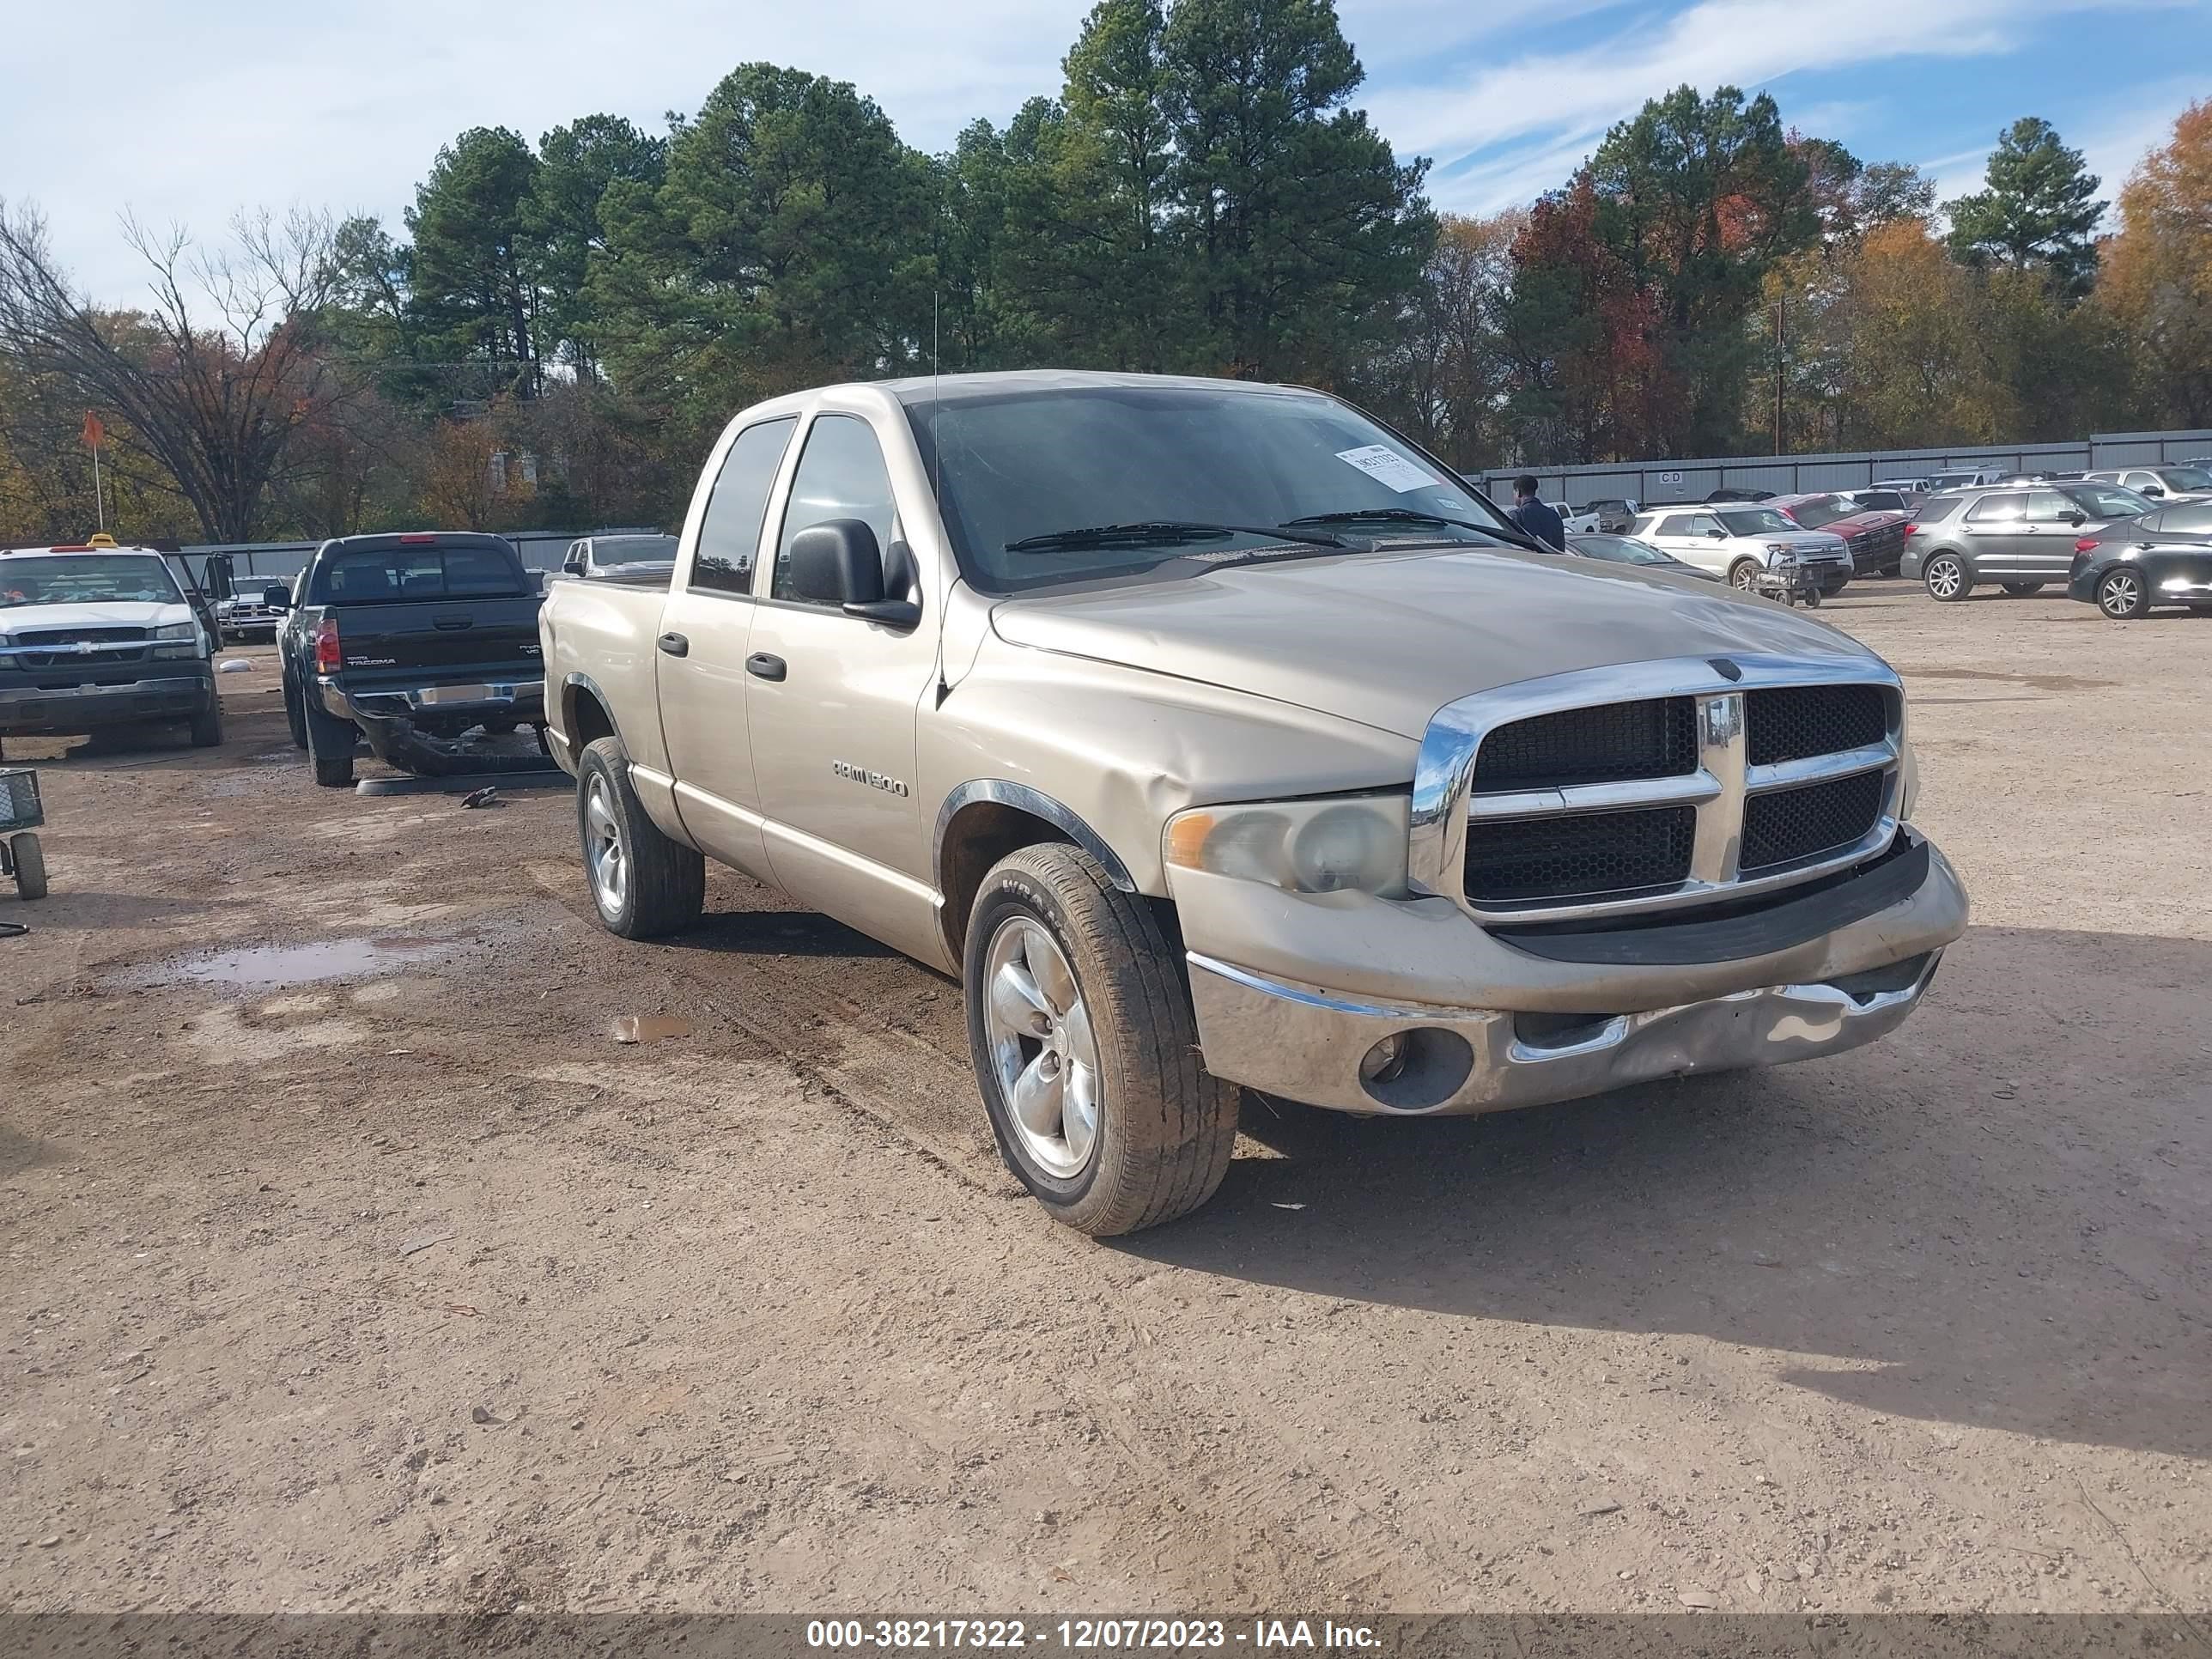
[831,760,909,797]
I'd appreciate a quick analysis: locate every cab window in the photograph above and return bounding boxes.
[691,416,799,597]
[775,415,897,606]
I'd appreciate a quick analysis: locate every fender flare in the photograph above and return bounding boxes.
[933,779,1137,895]
[558,670,625,750]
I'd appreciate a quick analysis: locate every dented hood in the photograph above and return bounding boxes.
[989,545,1881,740]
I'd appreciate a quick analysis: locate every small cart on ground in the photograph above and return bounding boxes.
[0,766,47,900]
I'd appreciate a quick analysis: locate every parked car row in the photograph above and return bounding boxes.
[1900,477,2212,617]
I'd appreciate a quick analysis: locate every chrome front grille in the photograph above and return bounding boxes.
[9,626,150,669]
[1411,655,1905,921]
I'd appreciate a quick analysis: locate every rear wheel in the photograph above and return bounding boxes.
[964,843,1237,1237]
[302,697,356,788]
[2097,567,2148,619]
[576,736,703,939]
[1923,553,1971,602]
[2001,581,2045,597]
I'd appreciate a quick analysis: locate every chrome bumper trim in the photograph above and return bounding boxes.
[1187,948,1941,1117]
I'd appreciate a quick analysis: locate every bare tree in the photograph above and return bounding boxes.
[0,201,352,543]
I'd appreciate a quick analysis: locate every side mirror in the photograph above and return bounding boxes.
[1707,526,1727,538]
[562,554,586,574]
[2064,512,2085,526]
[2142,485,2165,497]
[788,519,886,607]
[261,585,292,609]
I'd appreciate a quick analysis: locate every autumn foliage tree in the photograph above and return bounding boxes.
[2099,100,2212,427]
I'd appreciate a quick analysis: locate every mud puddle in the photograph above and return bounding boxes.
[118,935,451,992]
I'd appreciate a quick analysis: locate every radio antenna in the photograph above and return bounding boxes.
[931,287,942,503]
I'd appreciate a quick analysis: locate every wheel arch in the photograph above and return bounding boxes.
[933,781,1137,960]
[559,672,622,764]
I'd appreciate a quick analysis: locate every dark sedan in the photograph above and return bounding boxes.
[1564,532,1717,580]
[1766,492,1910,576]
[2067,501,2212,618]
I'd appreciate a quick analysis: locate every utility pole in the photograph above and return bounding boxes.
[1773,291,1785,458]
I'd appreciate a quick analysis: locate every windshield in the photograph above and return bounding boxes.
[1717,508,1796,536]
[0,554,184,609]
[905,383,1518,592]
[2156,467,2212,490]
[1783,496,1850,529]
[1929,473,1978,489]
[1571,535,1674,565]
[2060,483,2155,520]
[593,535,678,564]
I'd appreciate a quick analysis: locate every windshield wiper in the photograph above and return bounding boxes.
[1006,520,1346,554]
[1281,507,1495,534]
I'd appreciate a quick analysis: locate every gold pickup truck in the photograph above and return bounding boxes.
[538,371,1968,1235]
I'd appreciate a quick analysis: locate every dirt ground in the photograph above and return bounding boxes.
[2,584,2207,1617]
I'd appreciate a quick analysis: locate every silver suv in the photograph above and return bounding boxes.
[1631,504,1852,593]
[1904,480,2154,601]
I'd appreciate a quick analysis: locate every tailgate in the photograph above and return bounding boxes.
[332,596,545,684]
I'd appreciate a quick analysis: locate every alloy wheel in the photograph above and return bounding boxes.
[584,773,629,916]
[981,916,1101,1179]
[1926,558,1963,599]
[2100,570,2143,618]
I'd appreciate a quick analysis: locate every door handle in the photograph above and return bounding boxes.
[434,618,473,630]
[657,631,689,657]
[745,653,787,682]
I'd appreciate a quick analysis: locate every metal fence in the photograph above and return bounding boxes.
[1477,428,2212,511]
[162,529,597,596]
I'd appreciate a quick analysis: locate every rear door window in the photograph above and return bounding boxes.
[691,417,799,597]
[1965,493,2027,522]
[1656,514,1696,537]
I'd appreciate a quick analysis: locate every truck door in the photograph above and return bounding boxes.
[743,409,945,965]
[655,415,799,879]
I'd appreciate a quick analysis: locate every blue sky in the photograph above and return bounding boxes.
[7,0,2206,304]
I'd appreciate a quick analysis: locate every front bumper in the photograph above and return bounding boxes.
[0,671,214,736]
[1176,832,1967,1116]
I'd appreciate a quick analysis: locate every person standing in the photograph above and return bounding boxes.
[1509,476,1565,550]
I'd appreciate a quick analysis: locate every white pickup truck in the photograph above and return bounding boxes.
[539,370,1967,1234]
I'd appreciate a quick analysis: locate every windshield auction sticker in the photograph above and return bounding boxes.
[1334,445,1437,494]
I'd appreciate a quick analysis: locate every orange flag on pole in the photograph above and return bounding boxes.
[82,410,105,449]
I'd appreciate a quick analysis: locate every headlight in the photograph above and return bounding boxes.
[1164,795,1409,896]
[151,621,208,659]
[1765,542,1795,556]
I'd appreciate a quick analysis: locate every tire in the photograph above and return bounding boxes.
[2097,567,2148,620]
[1802,588,1822,609]
[188,695,224,749]
[9,833,46,901]
[2001,582,2045,597]
[303,696,356,788]
[1727,558,1761,589]
[576,735,703,939]
[1923,553,1971,602]
[283,676,308,750]
[964,843,1237,1237]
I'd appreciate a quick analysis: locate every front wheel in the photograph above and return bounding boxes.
[188,696,224,749]
[2002,582,2045,597]
[965,843,1237,1237]
[1924,554,1971,602]
[2098,567,2148,619]
[576,736,703,938]
[1727,558,1761,589]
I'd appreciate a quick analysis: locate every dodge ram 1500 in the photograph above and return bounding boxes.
[539,370,1968,1236]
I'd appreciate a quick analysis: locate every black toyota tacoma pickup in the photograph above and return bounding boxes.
[273,532,544,787]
